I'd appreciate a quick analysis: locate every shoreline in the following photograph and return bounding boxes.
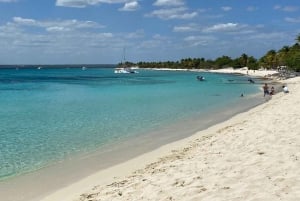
[3,68,297,201]
[145,67,279,80]
[41,75,300,201]
[0,83,264,201]
[42,68,297,201]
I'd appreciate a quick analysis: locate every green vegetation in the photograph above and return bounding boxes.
[135,33,300,72]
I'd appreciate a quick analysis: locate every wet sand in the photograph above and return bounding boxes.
[52,76,300,201]
[2,69,295,201]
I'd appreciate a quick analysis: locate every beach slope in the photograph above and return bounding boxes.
[42,77,300,201]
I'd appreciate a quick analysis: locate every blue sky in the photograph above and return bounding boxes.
[0,0,299,64]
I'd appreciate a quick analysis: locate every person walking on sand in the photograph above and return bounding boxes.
[263,83,269,97]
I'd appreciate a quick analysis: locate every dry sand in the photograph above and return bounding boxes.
[209,67,278,77]
[41,72,300,201]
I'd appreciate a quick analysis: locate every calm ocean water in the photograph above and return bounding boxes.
[0,67,260,180]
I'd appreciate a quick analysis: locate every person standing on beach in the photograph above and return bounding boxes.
[263,83,269,97]
[270,86,275,95]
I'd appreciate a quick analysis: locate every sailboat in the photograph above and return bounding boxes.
[114,48,138,74]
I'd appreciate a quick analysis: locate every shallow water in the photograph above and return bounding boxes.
[0,67,260,180]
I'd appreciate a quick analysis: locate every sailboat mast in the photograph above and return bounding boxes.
[122,47,126,63]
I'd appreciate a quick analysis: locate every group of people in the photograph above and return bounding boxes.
[263,83,274,96]
[263,83,289,97]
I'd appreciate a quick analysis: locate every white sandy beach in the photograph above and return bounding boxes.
[209,67,278,78]
[39,70,300,201]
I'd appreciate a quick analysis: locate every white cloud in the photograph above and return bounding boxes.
[285,17,300,23]
[12,17,103,31]
[13,17,36,25]
[153,0,184,7]
[138,35,171,49]
[173,24,199,32]
[247,32,287,40]
[203,23,239,32]
[0,16,150,63]
[183,35,216,47]
[221,6,232,12]
[147,7,197,20]
[119,1,139,11]
[274,5,299,12]
[273,5,281,10]
[46,26,71,32]
[56,0,98,8]
[282,6,299,12]
[124,29,144,39]
[0,0,17,2]
[55,0,130,8]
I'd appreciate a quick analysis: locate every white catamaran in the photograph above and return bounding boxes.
[114,48,139,74]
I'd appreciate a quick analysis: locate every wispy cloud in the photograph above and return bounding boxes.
[153,0,185,7]
[12,17,103,31]
[247,6,257,12]
[119,1,139,11]
[173,24,199,32]
[56,0,99,8]
[183,35,216,47]
[0,0,17,2]
[274,5,299,12]
[247,32,287,40]
[55,0,130,8]
[203,23,240,33]
[124,29,144,39]
[0,16,142,57]
[285,17,300,23]
[13,17,36,25]
[221,6,232,12]
[147,7,197,20]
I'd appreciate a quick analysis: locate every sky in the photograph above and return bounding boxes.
[0,0,300,64]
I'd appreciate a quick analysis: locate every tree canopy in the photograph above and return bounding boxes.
[134,33,300,72]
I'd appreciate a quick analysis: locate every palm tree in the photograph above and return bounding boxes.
[264,50,277,69]
[277,46,290,66]
[240,53,248,67]
[296,34,300,44]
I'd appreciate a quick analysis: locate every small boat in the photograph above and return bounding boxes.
[248,78,255,83]
[196,75,205,81]
[82,66,87,70]
[114,48,138,74]
[114,67,138,74]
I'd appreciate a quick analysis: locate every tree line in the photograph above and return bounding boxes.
[132,33,300,72]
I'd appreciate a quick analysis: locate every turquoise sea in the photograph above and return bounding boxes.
[0,67,261,181]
